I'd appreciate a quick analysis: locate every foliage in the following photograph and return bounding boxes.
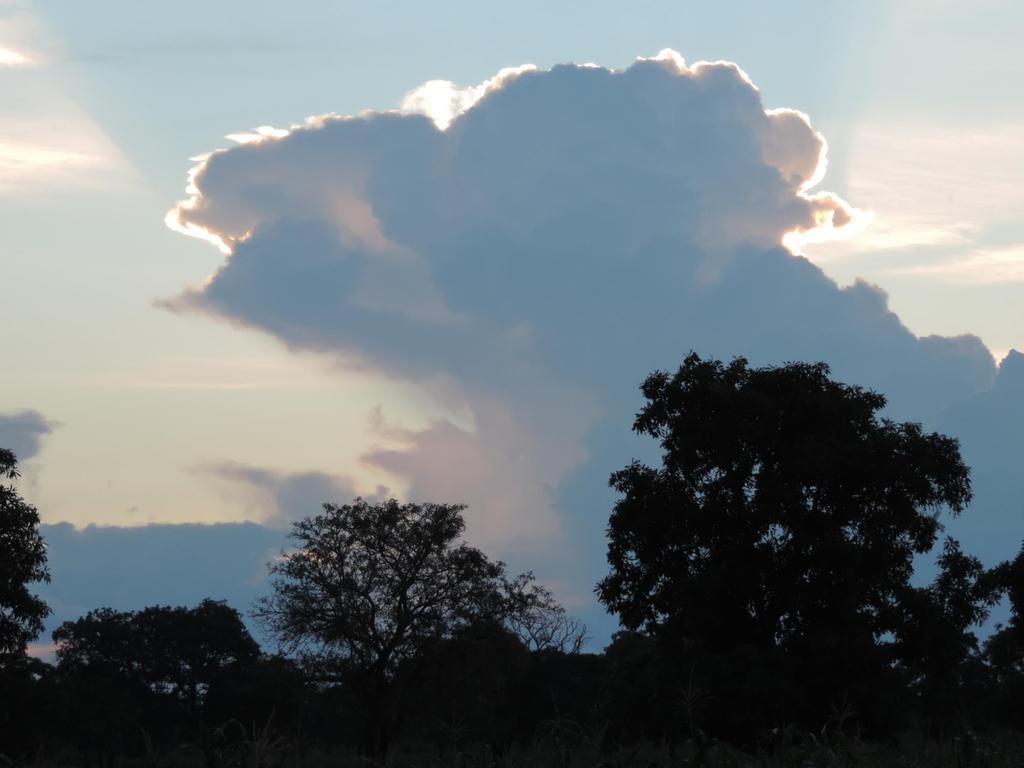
[502,571,587,654]
[253,497,575,758]
[984,542,1024,728]
[4,356,1024,765]
[53,599,261,709]
[0,448,50,660]
[987,542,1024,671]
[254,499,508,673]
[597,354,982,738]
[399,620,532,754]
[893,538,1004,735]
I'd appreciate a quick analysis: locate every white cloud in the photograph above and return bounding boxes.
[400,64,537,131]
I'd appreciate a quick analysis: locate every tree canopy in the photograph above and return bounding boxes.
[53,599,260,709]
[986,544,1024,688]
[597,354,980,733]
[256,499,503,675]
[0,448,50,660]
[254,497,578,757]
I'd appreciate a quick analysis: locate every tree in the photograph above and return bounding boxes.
[893,538,1003,734]
[987,542,1024,671]
[984,543,1024,727]
[254,497,569,758]
[502,572,587,654]
[597,354,974,737]
[54,599,261,712]
[0,654,59,763]
[0,448,50,660]
[400,620,532,754]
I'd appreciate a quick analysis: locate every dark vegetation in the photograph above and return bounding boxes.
[2,355,1024,766]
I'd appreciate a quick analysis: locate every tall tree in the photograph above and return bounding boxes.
[254,497,568,758]
[597,354,974,736]
[0,448,50,660]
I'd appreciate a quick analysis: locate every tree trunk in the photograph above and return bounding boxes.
[361,675,397,763]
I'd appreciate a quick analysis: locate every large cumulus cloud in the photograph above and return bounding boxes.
[166,54,867,387]
[938,350,1024,565]
[164,52,1002,633]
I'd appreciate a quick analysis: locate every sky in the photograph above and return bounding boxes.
[3,0,1024,648]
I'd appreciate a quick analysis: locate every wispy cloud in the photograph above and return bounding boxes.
[0,0,40,67]
[197,461,379,528]
[806,123,1024,263]
[892,244,1024,284]
[0,118,136,194]
[0,5,135,194]
[83,351,354,392]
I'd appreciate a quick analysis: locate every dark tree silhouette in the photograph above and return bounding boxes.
[989,543,1024,664]
[254,497,569,758]
[54,599,260,711]
[893,537,1003,734]
[400,620,532,754]
[985,543,1024,727]
[597,354,974,736]
[0,448,50,660]
[50,600,260,763]
[502,571,587,654]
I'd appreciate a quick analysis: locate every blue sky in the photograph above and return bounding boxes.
[3,0,1023,646]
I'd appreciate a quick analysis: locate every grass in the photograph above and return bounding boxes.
[13,729,1024,768]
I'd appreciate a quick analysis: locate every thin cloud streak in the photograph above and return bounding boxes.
[892,244,1024,284]
[0,6,136,194]
[806,123,1024,261]
[0,121,126,193]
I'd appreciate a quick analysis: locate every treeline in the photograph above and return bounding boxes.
[2,354,1024,767]
[2,595,1023,766]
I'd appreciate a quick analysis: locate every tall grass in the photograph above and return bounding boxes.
[19,729,1023,768]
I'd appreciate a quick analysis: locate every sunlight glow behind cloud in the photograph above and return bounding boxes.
[163,152,233,253]
[0,44,30,66]
[400,64,537,130]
